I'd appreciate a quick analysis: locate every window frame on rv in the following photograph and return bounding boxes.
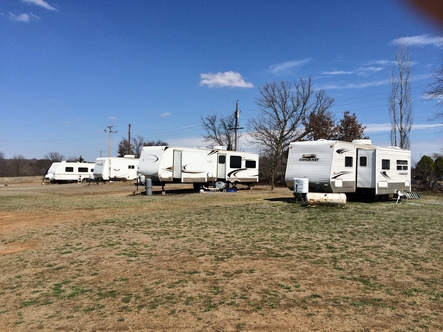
[78,167,89,173]
[382,159,390,170]
[230,155,242,169]
[359,156,367,167]
[65,167,74,172]
[345,156,353,167]
[396,159,408,171]
[245,160,256,169]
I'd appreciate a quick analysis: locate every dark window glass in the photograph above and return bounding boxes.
[65,167,74,172]
[359,156,367,167]
[345,156,353,167]
[382,159,390,170]
[219,155,226,164]
[78,167,88,172]
[397,160,408,170]
[230,156,242,168]
[245,160,256,168]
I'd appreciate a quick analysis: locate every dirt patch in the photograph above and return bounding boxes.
[0,239,40,255]
[0,181,442,331]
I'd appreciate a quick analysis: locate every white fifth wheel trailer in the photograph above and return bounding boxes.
[285,139,411,199]
[93,155,139,181]
[138,146,259,189]
[44,161,95,183]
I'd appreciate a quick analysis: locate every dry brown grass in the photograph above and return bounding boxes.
[0,181,442,331]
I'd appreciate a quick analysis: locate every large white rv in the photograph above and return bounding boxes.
[138,146,259,189]
[285,140,411,199]
[45,161,95,183]
[93,155,139,181]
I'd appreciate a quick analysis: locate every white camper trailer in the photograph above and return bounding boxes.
[285,140,411,199]
[138,146,259,189]
[44,161,95,183]
[93,155,139,181]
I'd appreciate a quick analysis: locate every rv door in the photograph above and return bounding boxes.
[356,149,375,189]
[217,154,226,180]
[173,150,182,179]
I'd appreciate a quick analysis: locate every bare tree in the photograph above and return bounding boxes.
[201,113,236,150]
[248,77,334,189]
[131,135,145,158]
[118,138,132,157]
[44,152,65,162]
[118,135,168,158]
[389,43,413,149]
[426,63,443,122]
[0,151,5,177]
[12,154,27,176]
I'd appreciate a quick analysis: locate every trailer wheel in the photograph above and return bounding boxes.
[193,183,201,191]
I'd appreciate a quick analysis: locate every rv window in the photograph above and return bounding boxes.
[65,167,74,172]
[382,159,390,170]
[246,160,256,168]
[219,155,226,164]
[345,156,353,167]
[78,167,88,172]
[359,156,367,167]
[230,156,242,169]
[397,160,408,170]
[128,165,135,169]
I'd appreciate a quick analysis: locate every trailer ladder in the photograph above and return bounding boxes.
[396,191,421,203]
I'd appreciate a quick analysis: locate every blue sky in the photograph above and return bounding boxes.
[1,0,443,163]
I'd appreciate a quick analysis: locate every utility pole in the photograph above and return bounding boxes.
[233,101,243,151]
[104,124,117,158]
[127,124,132,155]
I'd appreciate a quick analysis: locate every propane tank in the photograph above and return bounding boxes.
[305,192,346,206]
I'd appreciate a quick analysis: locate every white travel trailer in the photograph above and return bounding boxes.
[138,146,259,189]
[93,155,139,181]
[285,140,411,199]
[44,161,95,183]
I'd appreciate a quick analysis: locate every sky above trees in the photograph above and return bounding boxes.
[1,0,443,162]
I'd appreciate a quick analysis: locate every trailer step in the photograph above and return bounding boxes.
[396,191,420,203]
[405,191,420,199]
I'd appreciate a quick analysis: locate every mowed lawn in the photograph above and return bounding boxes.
[0,181,442,331]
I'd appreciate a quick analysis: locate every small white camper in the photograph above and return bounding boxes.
[45,161,95,183]
[93,155,139,181]
[138,146,259,189]
[285,139,411,199]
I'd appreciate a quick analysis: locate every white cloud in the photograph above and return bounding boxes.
[365,123,443,133]
[362,60,391,66]
[355,66,384,75]
[22,0,57,11]
[9,12,39,22]
[391,34,443,48]
[199,71,253,88]
[322,70,354,75]
[322,78,389,90]
[160,112,171,117]
[269,58,312,75]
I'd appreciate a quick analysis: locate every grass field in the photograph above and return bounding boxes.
[0,181,442,331]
